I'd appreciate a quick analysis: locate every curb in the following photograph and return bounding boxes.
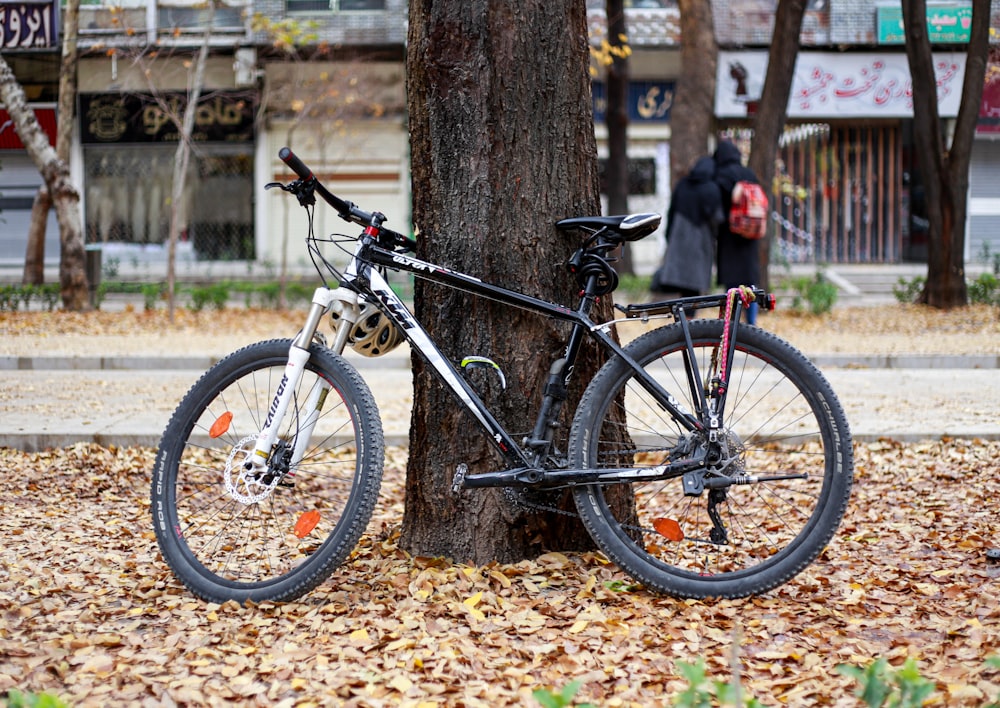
[2,353,995,371]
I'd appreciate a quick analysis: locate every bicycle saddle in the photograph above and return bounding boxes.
[555,213,661,242]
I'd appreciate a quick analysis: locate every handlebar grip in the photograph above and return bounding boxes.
[279,147,313,181]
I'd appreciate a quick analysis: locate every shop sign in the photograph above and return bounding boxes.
[876,5,973,45]
[79,92,255,144]
[0,0,58,49]
[592,81,675,123]
[716,51,966,119]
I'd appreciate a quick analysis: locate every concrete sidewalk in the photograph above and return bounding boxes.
[2,344,999,451]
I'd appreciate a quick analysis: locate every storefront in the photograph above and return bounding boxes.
[592,77,674,274]
[716,49,968,264]
[0,108,60,264]
[78,90,256,263]
[0,0,61,266]
[970,61,1000,264]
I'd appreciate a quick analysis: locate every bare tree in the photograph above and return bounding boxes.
[903,0,989,309]
[0,51,88,310]
[111,2,222,319]
[161,26,212,321]
[669,0,717,188]
[403,0,610,563]
[23,0,79,287]
[748,0,807,290]
[603,0,632,273]
[252,16,395,307]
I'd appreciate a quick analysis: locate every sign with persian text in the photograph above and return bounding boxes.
[716,51,966,119]
[592,81,675,123]
[0,1,57,49]
[79,92,255,144]
[876,5,973,45]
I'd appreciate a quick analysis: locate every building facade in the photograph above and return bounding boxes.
[1,0,998,275]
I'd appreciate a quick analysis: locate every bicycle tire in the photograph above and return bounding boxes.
[152,339,384,603]
[569,319,853,598]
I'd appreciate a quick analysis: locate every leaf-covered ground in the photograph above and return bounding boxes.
[2,439,1000,707]
[2,303,999,357]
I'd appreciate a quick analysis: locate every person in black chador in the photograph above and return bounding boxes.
[713,139,761,324]
[650,155,723,299]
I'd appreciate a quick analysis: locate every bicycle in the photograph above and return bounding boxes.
[151,147,854,604]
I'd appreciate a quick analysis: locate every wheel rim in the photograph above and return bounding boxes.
[166,360,365,590]
[583,328,846,587]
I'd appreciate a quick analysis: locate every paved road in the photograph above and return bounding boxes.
[2,350,998,451]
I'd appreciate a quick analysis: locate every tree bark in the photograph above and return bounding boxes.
[56,0,78,168]
[0,52,88,311]
[403,0,607,564]
[23,187,49,285]
[604,0,632,273]
[21,0,80,291]
[670,0,717,188]
[903,0,988,309]
[748,0,806,291]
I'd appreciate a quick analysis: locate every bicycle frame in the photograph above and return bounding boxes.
[247,223,763,491]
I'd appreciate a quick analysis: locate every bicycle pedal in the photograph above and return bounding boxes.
[451,463,468,494]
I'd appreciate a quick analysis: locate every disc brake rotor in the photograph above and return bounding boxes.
[224,434,283,504]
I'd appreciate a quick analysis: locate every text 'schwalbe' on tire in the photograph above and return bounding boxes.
[151,339,384,604]
[569,320,853,599]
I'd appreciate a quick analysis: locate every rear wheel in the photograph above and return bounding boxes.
[569,320,852,598]
[152,339,384,603]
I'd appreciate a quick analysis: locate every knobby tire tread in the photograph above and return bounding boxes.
[569,320,853,599]
[151,339,384,604]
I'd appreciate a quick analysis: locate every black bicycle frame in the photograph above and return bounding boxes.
[339,232,716,489]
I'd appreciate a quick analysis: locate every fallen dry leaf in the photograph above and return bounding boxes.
[1,438,1000,706]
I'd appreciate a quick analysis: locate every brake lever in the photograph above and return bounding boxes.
[266,179,315,207]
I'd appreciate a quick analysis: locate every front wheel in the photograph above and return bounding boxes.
[152,339,384,603]
[569,320,853,598]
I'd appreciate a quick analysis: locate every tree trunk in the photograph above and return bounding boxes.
[0,53,88,311]
[903,0,988,309]
[402,0,607,564]
[21,0,80,291]
[23,186,49,285]
[164,16,212,321]
[670,0,717,188]
[748,0,806,291]
[604,0,632,274]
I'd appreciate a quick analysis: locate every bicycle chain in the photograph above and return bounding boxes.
[502,486,579,519]
[500,446,678,538]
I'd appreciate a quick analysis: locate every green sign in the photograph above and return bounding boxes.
[877,4,973,44]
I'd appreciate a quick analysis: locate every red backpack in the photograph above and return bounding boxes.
[729,180,768,240]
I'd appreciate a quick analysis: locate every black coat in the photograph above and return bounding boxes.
[651,156,722,294]
[714,140,761,288]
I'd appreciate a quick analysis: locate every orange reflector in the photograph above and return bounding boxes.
[653,518,684,542]
[294,510,321,539]
[209,411,233,438]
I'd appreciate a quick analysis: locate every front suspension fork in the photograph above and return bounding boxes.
[245,286,360,476]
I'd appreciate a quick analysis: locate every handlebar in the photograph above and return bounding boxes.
[278,146,416,252]
[279,146,368,223]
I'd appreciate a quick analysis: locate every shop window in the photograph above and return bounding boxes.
[158,5,245,31]
[84,145,255,261]
[287,0,385,12]
[599,158,657,196]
